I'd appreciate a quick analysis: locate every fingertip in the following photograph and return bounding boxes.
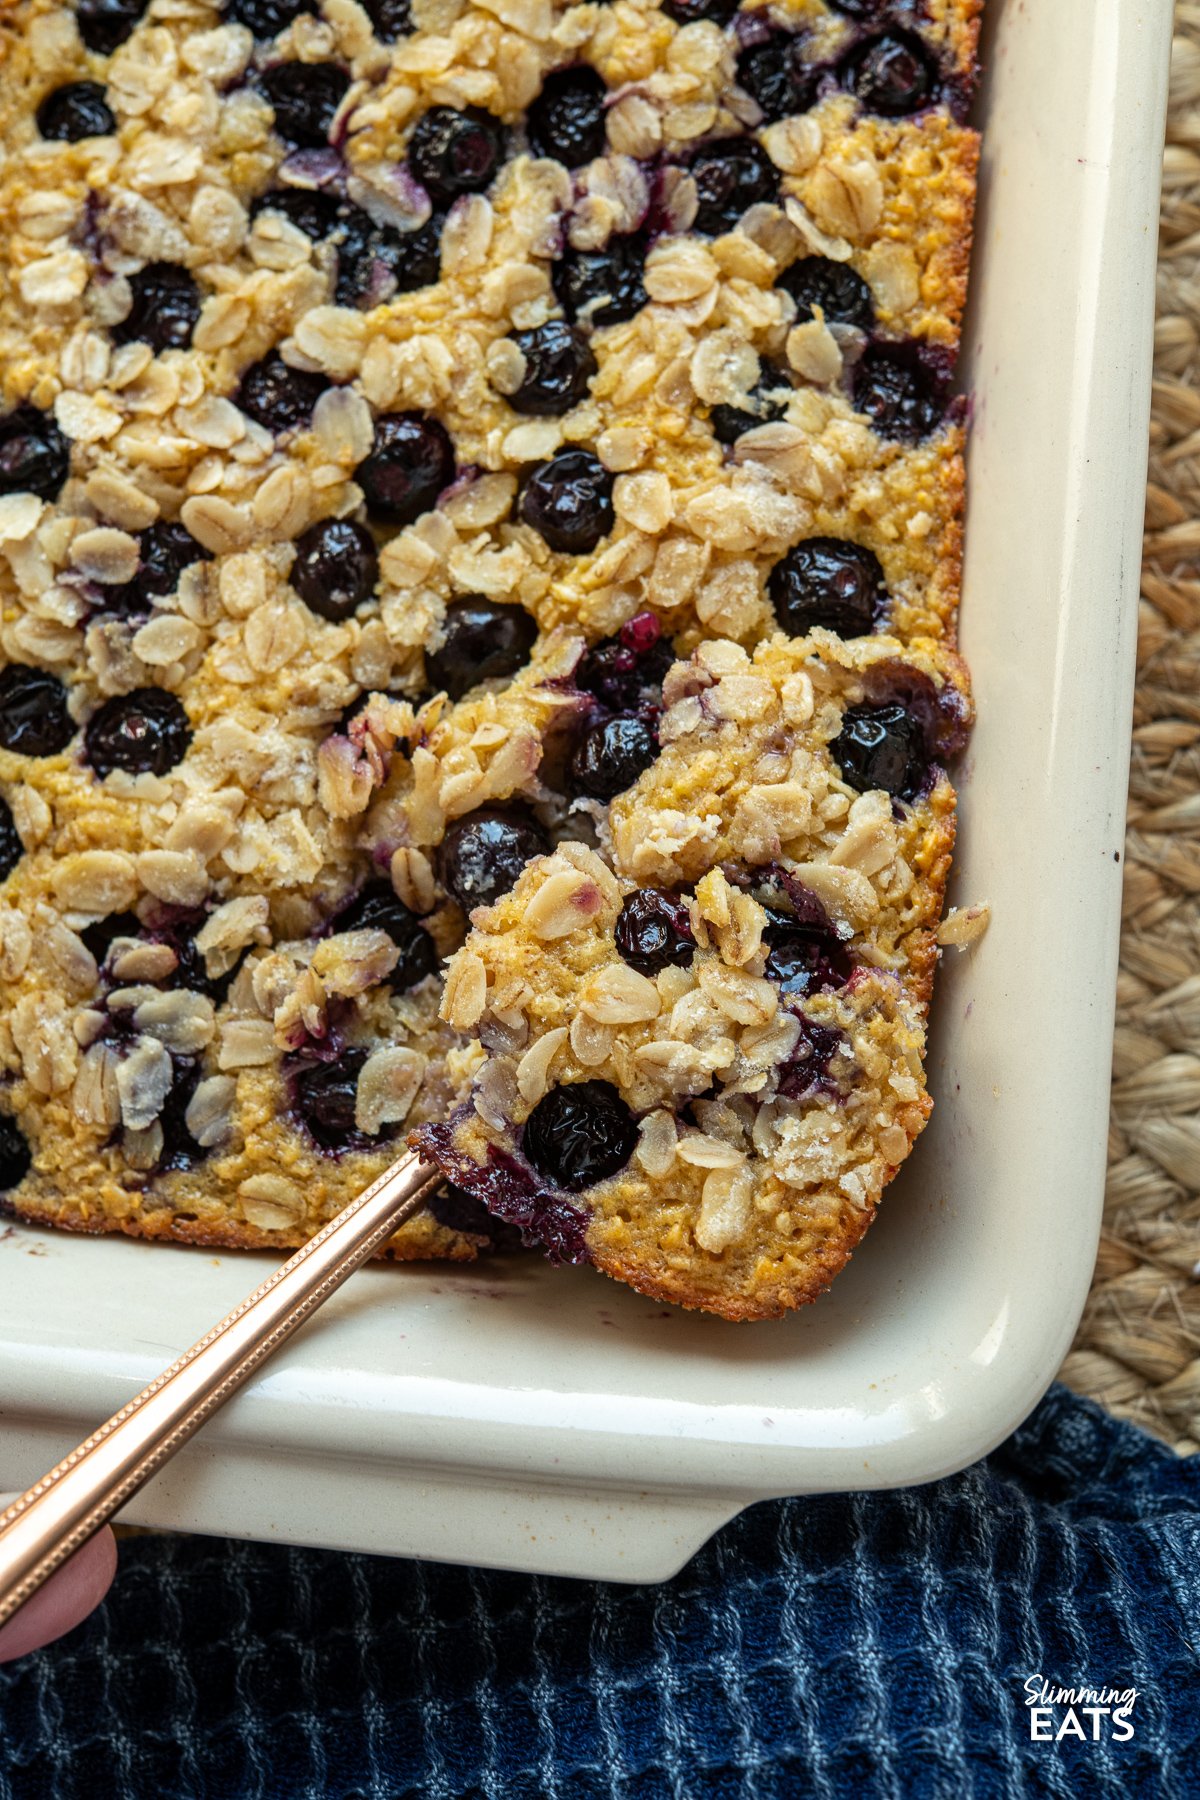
[0,1526,118,1663]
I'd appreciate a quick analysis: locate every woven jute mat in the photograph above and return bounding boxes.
[1057,6,1200,1455]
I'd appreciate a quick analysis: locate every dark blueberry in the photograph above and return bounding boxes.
[0,796,22,882]
[294,1048,370,1153]
[690,138,779,235]
[0,408,71,502]
[408,106,503,204]
[333,204,441,308]
[552,233,648,328]
[527,67,607,168]
[84,687,192,777]
[569,716,656,800]
[426,1181,522,1248]
[777,1014,846,1099]
[80,909,142,968]
[506,321,597,416]
[236,352,330,433]
[0,666,73,757]
[736,34,820,124]
[361,0,414,41]
[663,0,738,21]
[252,187,343,242]
[841,31,936,117]
[0,1115,31,1191]
[768,537,886,637]
[710,376,788,445]
[828,0,888,14]
[575,613,673,714]
[76,0,147,55]
[778,255,875,330]
[36,82,115,142]
[111,262,201,354]
[355,412,455,525]
[260,62,350,149]
[523,1079,636,1191]
[227,0,316,36]
[290,518,379,621]
[426,597,537,700]
[338,879,438,990]
[155,1065,205,1174]
[850,341,948,443]
[762,907,853,998]
[439,809,550,913]
[831,701,927,801]
[520,449,614,554]
[615,888,694,975]
[105,520,211,617]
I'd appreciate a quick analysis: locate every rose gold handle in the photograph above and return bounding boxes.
[0,1148,441,1632]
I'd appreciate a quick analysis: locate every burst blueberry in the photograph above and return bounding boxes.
[0,407,71,502]
[690,139,779,235]
[570,716,657,800]
[290,518,379,621]
[85,688,192,778]
[0,666,74,757]
[768,538,886,637]
[0,1116,31,1192]
[408,106,503,203]
[252,187,343,243]
[76,0,147,54]
[506,321,597,416]
[850,341,948,442]
[831,701,928,801]
[36,82,115,141]
[663,0,739,21]
[294,1049,370,1153]
[841,30,937,117]
[426,597,538,700]
[710,376,788,445]
[552,234,648,328]
[337,880,438,990]
[439,809,549,913]
[362,0,414,40]
[527,67,608,168]
[227,0,316,35]
[778,255,875,330]
[260,62,350,148]
[112,262,201,354]
[104,520,210,619]
[355,412,455,525]
[762,908,853,998]
[615,889,695,975]
[0,798,22,884]
[575,614,673,715]
[236,352,330,433]
[736,33,820,123]
[333,204,441,308]
[523,1080,636,1191]
[520,449,614,554]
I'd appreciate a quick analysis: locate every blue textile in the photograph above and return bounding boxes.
[1,1385,1197,1799]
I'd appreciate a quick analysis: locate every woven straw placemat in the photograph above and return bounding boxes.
[1057,6,1200,1455]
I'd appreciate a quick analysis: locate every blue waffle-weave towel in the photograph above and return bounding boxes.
[1,1385,1197,1799]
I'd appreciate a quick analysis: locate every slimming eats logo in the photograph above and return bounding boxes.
[1022,1675,1139,1742]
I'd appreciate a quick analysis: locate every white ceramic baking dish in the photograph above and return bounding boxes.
[0,0,1173,1583]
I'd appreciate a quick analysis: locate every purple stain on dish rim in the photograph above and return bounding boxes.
[416,1120,592,1264]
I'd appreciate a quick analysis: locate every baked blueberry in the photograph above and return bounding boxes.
[690,139,779,235]
[290,518,379,620]
[252,187,342,243]
[355,412,455,525]
[333,204,441,308]
[362,0,414,40]
[506,322,597,416]
[663,0,739,21]
[762,908,853,998]
[523,1080,636,1191]
[36,82,115,141]
[552,234,648,328]
[439,809,549,913]
[570,716,657,799]
[0,407,71,502]
[710,377,788,445]
[615,889,694,975]
[576,616,674,715]
[76,0,147,54]
[527,67,608,168]
[0,797,22,883]
[105,520,211,619]
[736,33,820,123]
[0,666,74,757]
[227,0,316,35]
[777,1014,845,1099]
[260,62,350,149]
[829,0,888,14]
[768,538,886,637]
[831,701,928,800]
[111,263,201,354]
[520,449,614,554]
[337,880,438,990]
[0,1115,31,1192]
[294,1048,370,1152]
[841,31,936,117]
[236,352,330,433]
[426,597,538,700]
[778,255,875,330]
[80,909,143,969]
[408,106,503,203]
[154,1065,206,1175]
[850,341,947,442]
[84,687,192,777]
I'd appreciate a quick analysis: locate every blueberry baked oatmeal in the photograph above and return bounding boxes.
[0,0,982,1303]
